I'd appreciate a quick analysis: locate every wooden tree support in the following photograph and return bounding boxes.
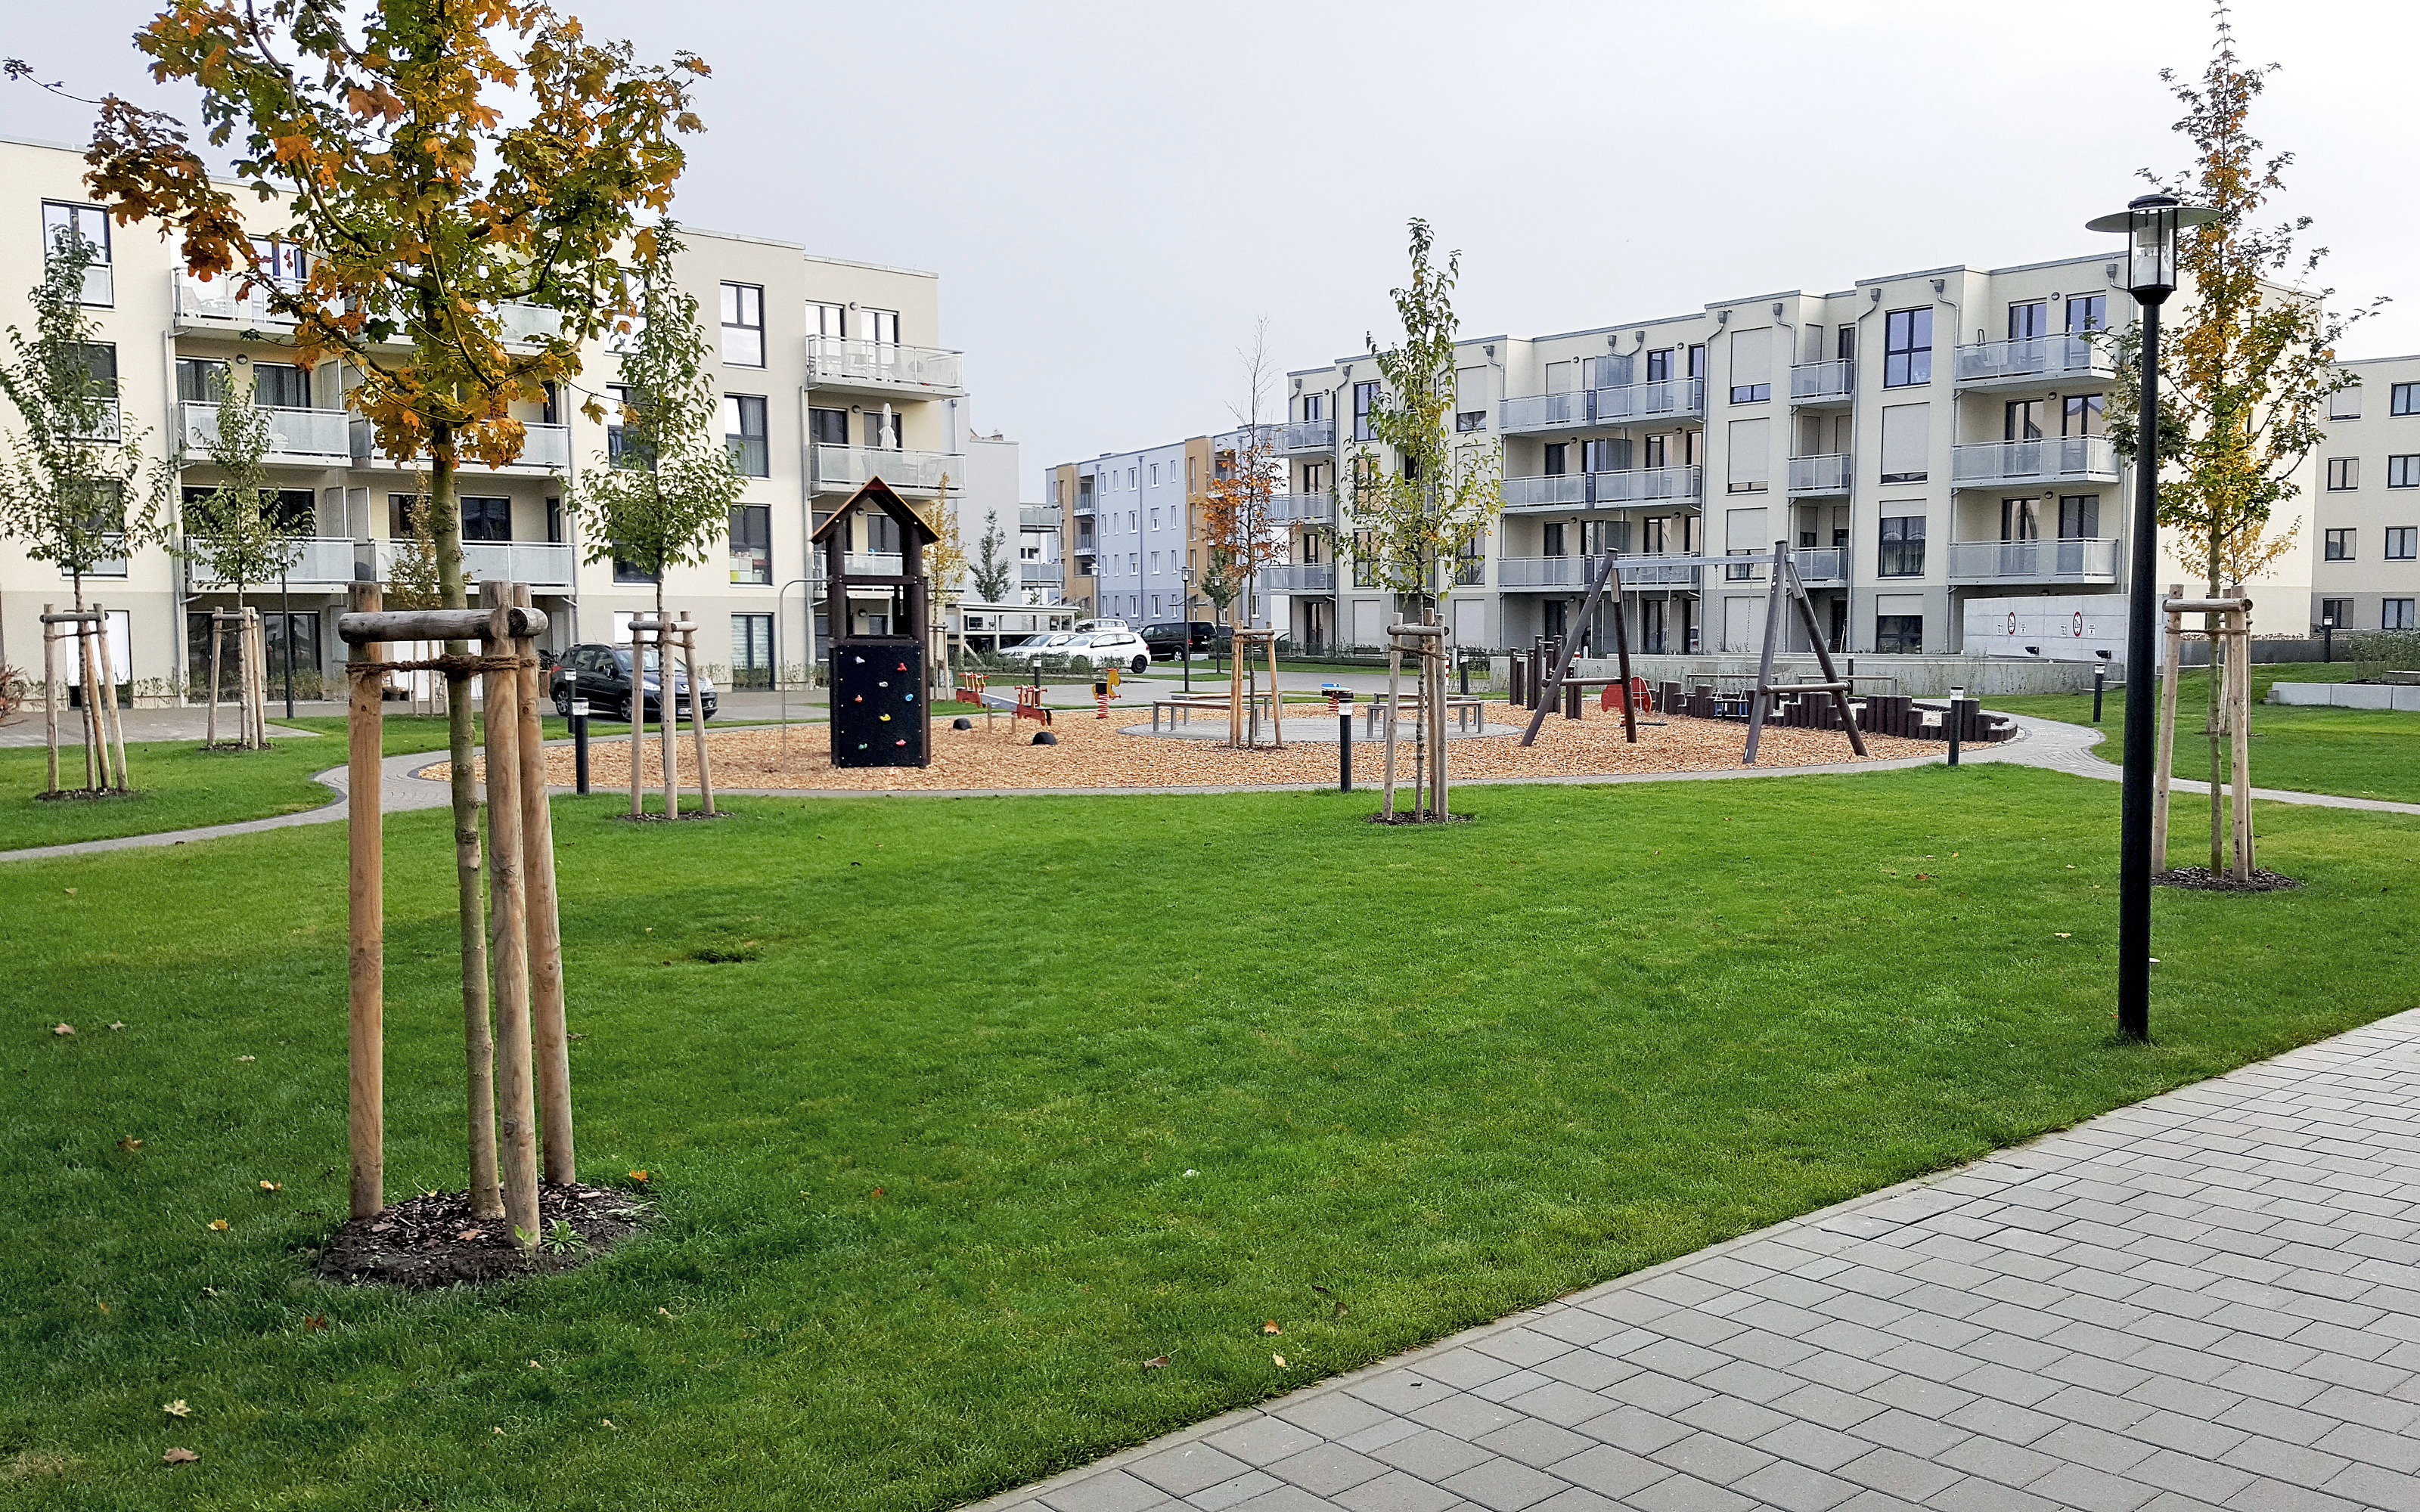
[630,614,717,817]
[337,585,569,1243]
[2151,584,2257,881]
[1382,618,1451,820]
[1228,627,1283,750]
[38,606,128,795]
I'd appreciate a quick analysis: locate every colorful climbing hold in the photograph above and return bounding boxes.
[852,694,863,702]
[904,692,915,702]
[895,739,907,746]
[879,714,892,722]
[896,663,907,672]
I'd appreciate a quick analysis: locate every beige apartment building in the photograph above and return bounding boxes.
[2312,358,2420,635]
[0,135,976,702]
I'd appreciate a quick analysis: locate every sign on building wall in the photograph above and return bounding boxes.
[1962,595,2130,662]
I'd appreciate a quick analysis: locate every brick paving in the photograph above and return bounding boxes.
[978,1010,2420,1512]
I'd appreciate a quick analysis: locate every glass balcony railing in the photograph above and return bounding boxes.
[182,536,361,591]
[805,335,965,394]
[1947,537,2122,583]
[1954,333,2115,386]
[1786,454,1853,495]
[1260,563,1336,593]
[1277,419,1336,454]
[1950,436,2118,485]
[1790,358,1854,402]
[811,445,963,494]
[178,401,352,463]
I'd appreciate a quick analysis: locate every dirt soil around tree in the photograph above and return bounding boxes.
[441,702,1933,793]
[311,1182,650,1288]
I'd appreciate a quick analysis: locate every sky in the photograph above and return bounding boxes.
[5,0,2415,500]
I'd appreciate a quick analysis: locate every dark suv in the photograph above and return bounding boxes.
[1141,621,1230,661]
[549,643,718,722]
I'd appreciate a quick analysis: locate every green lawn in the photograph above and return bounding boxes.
[1989,664,2420,804]
[4,767,2415,1510]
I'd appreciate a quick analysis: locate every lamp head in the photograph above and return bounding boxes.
[2084,194,2219,302]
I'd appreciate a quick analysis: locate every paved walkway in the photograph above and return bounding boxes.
[980,1010,2420,1512]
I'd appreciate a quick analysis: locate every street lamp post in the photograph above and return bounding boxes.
[2086,192,2218,1043]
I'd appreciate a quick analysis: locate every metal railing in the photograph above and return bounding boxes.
[178,401,352,463]
[1786,453,1853,495]
[1500,473,1588,510]
[1592,376,1706,424]
[1793,547,1848,584]
[496,302,562,345]
[182,536,361,591]
[1790,359,1854,401]
[1947,537,2122,583]
[1953,333,2114,386]
[1950,435,2118,485]
[1277,418,1336,453]
[355,538,576,587]
[1500,391,1591,434]
[1020,560,1063,587]
[175,271,303,326]
[1261,562,1336,593]
[1271,493,1337,524]
[1496,551,1705,590]
[1590,464,1703,504]
[805,335,966,393]
[1020,506,1061,530]
[811,445,963,493]
[347,418,570,472]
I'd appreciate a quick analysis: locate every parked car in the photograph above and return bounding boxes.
[548,643,718,721]
[1141,621,1230,660]
[1078,627,1153,674]
[994,631,1084,662]
[1072,617,1131,633]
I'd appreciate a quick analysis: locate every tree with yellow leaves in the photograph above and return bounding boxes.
[1200,321,1288,628]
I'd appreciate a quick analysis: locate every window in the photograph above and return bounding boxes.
[1583,437,1628,473]
[861,308,901,345]
[1351,529,1378,587]
[176,357,228,403]
[1726,418,1769,492]
[253,361,311,409]
[2332,386,2363,420]
[1729,327,1771,404]
[2387,600,2418,631]
[2065,294,2105,333]
[2328,457,2360,491]
[2394,383,2420,417]
[731,613,774,689]
[729,503,771,584]
[2004,400,2043,442]
[1456,534,1485,587]
[1301,392,1325,423]
[1127,467,1137,489]
[1149,551,1161,575]
[1879,403,1928,484]
[2062,395,2105,438]
[64,343,116,438]
[1643,434,1668,469]
[1542,522,1566,557]
[866,410,901,450]
[723,394,768,476]
[461,497,512,542]
[1148,508,1160,531]
[2389,455,2420,489]
[1646,349,1671,383]
[1686,344,1706,378]
[808,302,845,339]
[1352,380,1379,442]
[809,406,849,446]
[1883,307,1932,387]
[2320,598,2353,628]
[719,283,765,367]
[1542,442,1568,476]
[1879,515,1925,576]
[1457,411,1487,432]
[2008,300,2046,340]
[546,497,563,544]
[1836,324,1856,361]
[41,202,112,304]
[2001,497,2041,541]
[2059,496,2100,539]
[1875,615,1924,654]
[607,383,641,468]
[2325,529,2355,561]
[2389,527,2418,560]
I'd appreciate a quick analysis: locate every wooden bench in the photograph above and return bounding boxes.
[1360,695,1490,736]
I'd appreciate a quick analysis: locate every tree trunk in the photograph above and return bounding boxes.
[431,426,503,1220]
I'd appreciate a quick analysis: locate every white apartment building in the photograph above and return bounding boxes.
[0,135,979,699]
[1264,253,2313,658]
[1047,432,1287,627]
[2312,358,2420,634]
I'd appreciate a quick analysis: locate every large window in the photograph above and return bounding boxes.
[607,383,641,469]
[808,406,848,446]
[723,394,768,477]
[2008,300,2046,340]
[613,556,658,584]
[2062,395,2105,437]
[2326,457,2360,491]
[461,497,512,542]
[2387,454,2420,489]
[2065,294,2105,333]
[188,610,319,699]
[1879,404,1928,484]
[2320,598,2353,628]
[1351,529,1378,588]
[1456,534,1485,587]
[2059,495,2100,539]
[2394,383,2419,417]
[1352,380,1379,442]
[860,308,900,345]
[731,613,774,689]
[2332,386,2364,420]
[1728,326,1770,404]
[1645,348,1671,383]
[1875,615,1924,654]
[1583,437,1629,474]
[2388,527,2418,561]
[1879,514,1925,577]
[253,361,311,409]
[1883,307,1931,388]
[2387,600,2417,630]
[2005,400,2043,442]
[2325,529,2354,562]
[2000,497,2041,541]
[720,283,765,367]
[808,301,845,339]
[729,503,771,584]
[176,357,228,404]
[41,202,112,305]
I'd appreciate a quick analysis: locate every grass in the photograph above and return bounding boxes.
[1987,662,2420,804]
[3,767,2415,1510]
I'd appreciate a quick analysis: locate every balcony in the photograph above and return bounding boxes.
[1790,359,1854,404]
[355,538,576,589]
[1020,560,1063,587]
[1072,491,1097,518]
[1793,547,1848,586]
[1592,377,1706,426]
[183,536,361,592]
[1501,473,1588,511]
[1953,333,2116,391]
[1500,391,1591,435]
[805,335,966,398]
[1261,562,1336,593]
[178,401,352,465]
[348,417,572,474]
[811,445,963,495]
[1277,419,1336,454]
[1271,493,1337,524]
[496,302,563,347]
[1591,465,1703,505]
[174,271,304,330]
[1948,537,2122,584]
[1020,505,1061,530]
[1496,553,1703,590]
[1786,453,1853,497]
[1951,435,2119,486]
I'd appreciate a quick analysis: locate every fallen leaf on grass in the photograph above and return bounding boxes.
[1141,1356,1170,1369]
[162,1447,198,1465]
[602,1418,617,1429]
[117,1137,143,1152]
[656,1307,673,1318]
[2055,932,2072,939]
[628,1170,650,1183]
[1333,1301,1350,1318]
[456,1228,484,1242]
[234,1055,255,1063]
[200,1287,218,1298]
[257,1180,282,1191]
[1261,1320,1281,1335]
[52,1023,75,1036]
[302,1316,327,1332]
[207,1219,228,1232]
[1914,872,1934,880]
[107,1021,123,1030]
[1271,1353,1287,1368]
[162,1400,189,1418]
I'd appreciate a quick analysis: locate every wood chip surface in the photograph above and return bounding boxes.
[442,702,1931,793]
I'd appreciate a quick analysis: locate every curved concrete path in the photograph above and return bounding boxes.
[3,716,2412,866]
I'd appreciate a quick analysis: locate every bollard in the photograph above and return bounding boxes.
[1947,685,1966,767]
[570,698,591,795]
[1338,691,1354,792]
[1459,651,1470,698]
[1563,677,1581,720]
[2092,666,2106,725]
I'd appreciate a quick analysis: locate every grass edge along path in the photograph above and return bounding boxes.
[2,765,2415,1511]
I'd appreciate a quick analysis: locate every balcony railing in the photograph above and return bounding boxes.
[1793,547,1848,585]
[1500,391,1591,435]
[1786,453,1853,496]
[1592,377,1706,425]
[1790,359,1854,402]
[355,538,576,588]
[1020,506,1061,530]
[178,401,352,464]
[811,445,962,494]
[496,302,563,346]
[1496,553,1704,590]
[183,536,361,591]
[1271,493,1337,524]
[1500,466,1705,510]
[346,418,571,472]
[805,335,966,395]
[1947,537,2122,584]
[175,271,304,327]
[1277,419,1336,454]
[1950,435,2119,485]
[1500,473,1588,510]
[1261,562,1336,593]
[1020,560,1063,587]
[1953,333,2115,387]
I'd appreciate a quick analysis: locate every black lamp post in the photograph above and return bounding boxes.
[2086,191,2218,1042]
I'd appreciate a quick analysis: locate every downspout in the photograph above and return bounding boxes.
[1848,286,1886,653]
[166,323,188,702]
[1931,275,1961,655]
[1770,301,1798,650]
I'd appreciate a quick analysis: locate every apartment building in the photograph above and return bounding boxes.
[1262,253,2312,657]
[0,135,977,699]
[1047,430,1295,627]
[2312,358,2420,634]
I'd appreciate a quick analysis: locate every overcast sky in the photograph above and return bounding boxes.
[7,0,2413,498]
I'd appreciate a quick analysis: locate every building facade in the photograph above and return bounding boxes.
[0,135,985,700]
[2312,357,2420,635]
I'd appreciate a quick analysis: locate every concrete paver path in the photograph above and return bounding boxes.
[982,1009,2420,1512]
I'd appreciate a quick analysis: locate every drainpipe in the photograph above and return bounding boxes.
[1931,276,1961,655]
[166,324,188,702]
[1848,286,1887,654]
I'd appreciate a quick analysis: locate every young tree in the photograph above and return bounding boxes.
[2107,14,2367,874]
[85,0,703,1224]
[971,508,1013,602]
[1199,546,1238,627]
[914,491,967,673]
[1201,321,1288,628]
[176,364,290,745]
[1348,219,1500,618]
[0,227,173,792]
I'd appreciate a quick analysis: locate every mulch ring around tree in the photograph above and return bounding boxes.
[311,1182,651,1288]
[2155,866,2304,894]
